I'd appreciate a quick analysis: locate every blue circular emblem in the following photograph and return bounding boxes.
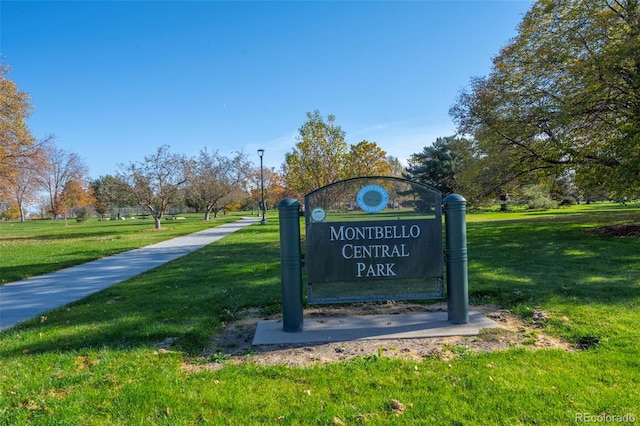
[356,184,389,213]
[311,207,326,222]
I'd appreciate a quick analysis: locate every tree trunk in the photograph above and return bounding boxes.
[499,194,508,211]
[154,215,162,230]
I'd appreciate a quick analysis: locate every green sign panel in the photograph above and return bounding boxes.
[307,219,442,282]
[304,177,443,304]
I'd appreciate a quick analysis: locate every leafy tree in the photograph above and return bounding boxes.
[450,0,640,199]
[268,170,297,206]
[518,184,559,210]
[342,140,391,178]
[187,149,251,220]
[89,177,110,219]
[459,135,525,208]
[0,66,50,221]
[387,155,405,178]
[283,111,394,196]
[283,110,347,196]
[91,174,138,219]
[116,145,189,230]
[60,180,95,224]
[405,136,474,195]
[248,165,293,213]
[0,202,20,220]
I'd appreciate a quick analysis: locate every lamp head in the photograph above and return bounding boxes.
[258,148,265,158]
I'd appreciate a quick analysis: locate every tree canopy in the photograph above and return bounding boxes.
[36,142,90,219]
[116,145,189,229]
[343,140,391,178]
[404,136,474,195]
[0,65,36,180]
[186,149,251,220]
[283,110,391,196]
[283,111,348,195]
[450,0,640,198]
[0,66,44,219]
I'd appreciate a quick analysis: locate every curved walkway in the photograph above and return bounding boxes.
[0,217,260,332]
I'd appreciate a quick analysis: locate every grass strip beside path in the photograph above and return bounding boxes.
[0,214,244,284]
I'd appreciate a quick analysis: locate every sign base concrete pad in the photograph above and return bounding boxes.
[252,311,502,345]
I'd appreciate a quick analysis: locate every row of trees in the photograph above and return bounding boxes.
[1,139,92,223]
[55,107,404,228]
[1,139,284,228]
[2,56,399,225]
[0,64,276,225]
[1,64,95,223]
[91,146,272,229]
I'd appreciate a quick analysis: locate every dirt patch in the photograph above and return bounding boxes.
[586,223,640,238]
[181,302,572,371]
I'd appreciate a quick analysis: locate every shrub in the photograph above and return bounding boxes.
[520,185,558,210]
[75,207,92,222]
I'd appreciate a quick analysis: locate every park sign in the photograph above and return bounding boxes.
[304,177,443,304]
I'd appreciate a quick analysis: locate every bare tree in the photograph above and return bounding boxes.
[187,149,251,220]
[116,145,189,229]
[35,141,89,219]
[0,151,43,222]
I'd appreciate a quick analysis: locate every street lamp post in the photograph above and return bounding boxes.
[258,149,266,225]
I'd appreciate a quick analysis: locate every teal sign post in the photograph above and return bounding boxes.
[277,198,303,332]
[444,194,469,324]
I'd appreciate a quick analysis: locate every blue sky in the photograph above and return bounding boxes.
[2,0,532,178]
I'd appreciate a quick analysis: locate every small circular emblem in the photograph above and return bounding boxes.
[356,184,389,213]
[311,207,326,222]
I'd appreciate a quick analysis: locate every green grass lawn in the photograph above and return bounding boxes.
[0,213,247,284]
[0,203,639,424]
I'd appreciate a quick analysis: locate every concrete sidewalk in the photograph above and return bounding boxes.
[0,217,260,332]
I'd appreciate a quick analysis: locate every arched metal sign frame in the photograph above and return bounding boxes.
[304,176,444,304]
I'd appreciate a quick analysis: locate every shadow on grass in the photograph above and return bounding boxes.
[2,210,638,358]
[0,230,283,357]
[466,212,640,308]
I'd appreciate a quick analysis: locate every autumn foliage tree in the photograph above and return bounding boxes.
[1,149,44,222]
[0,65,46,220]
[283,111,392,196]
[342,140,391,179]
[0,65,36,181]
[283,111,347,196]
[35,142,90,219]
[60,180,95,223]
